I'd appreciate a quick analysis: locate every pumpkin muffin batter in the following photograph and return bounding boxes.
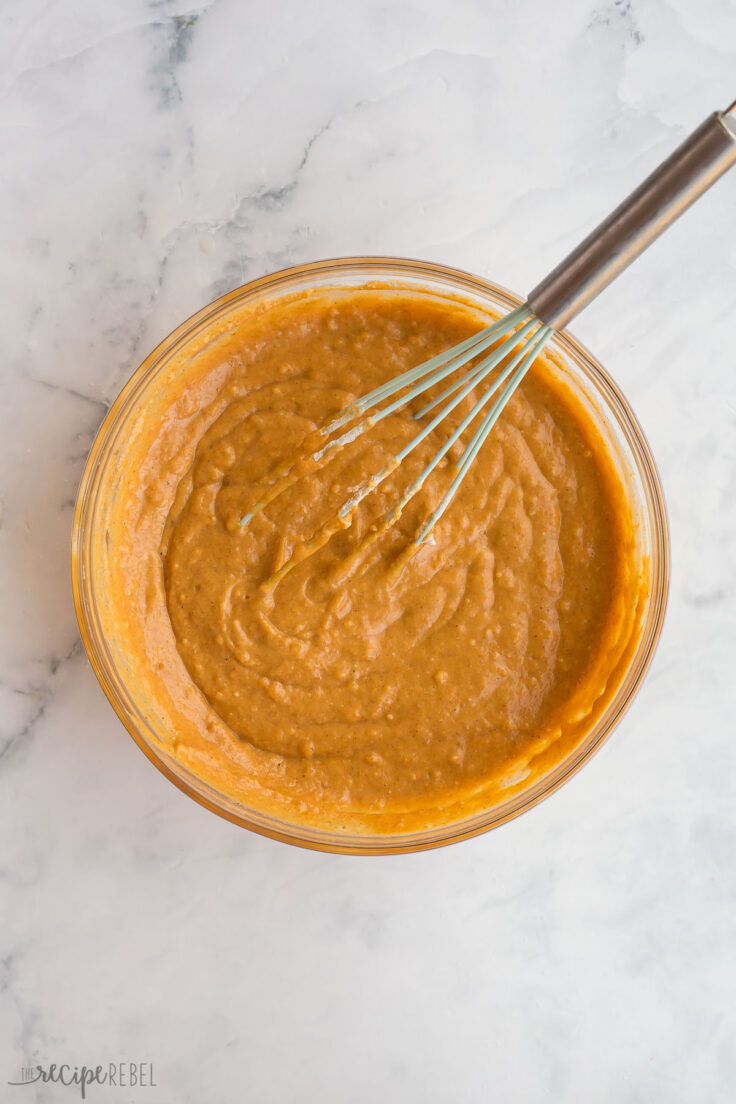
[107,285,643,833]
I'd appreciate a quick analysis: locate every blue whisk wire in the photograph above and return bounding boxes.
[239,305,553,581]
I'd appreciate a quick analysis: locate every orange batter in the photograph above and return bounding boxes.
[108,286,643,832]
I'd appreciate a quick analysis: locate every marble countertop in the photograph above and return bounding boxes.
[2,1,735,1101]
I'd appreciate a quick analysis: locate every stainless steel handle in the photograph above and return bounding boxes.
[527,101,736,330]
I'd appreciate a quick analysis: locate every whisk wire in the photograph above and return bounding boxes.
[415,323,552,544]
[334,318,539,523]
[241,305,533,527]
[381,319,548,526]
[413,313,538,420]
[242,306,553,584]
[321,305,531,436]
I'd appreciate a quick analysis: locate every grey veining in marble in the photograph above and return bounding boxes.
[1,1,735,1101]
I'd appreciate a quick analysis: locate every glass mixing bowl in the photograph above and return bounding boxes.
[72,257,669,853]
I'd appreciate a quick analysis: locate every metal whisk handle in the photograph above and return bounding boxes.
[527,101,736,330]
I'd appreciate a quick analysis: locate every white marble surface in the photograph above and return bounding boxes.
[2,1,735,1100]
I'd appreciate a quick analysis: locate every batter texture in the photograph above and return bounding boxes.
[107,286,642,833]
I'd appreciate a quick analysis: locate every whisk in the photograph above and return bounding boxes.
[243,102,736,577]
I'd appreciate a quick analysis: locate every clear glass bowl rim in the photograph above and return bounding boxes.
[72,256,670,854]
